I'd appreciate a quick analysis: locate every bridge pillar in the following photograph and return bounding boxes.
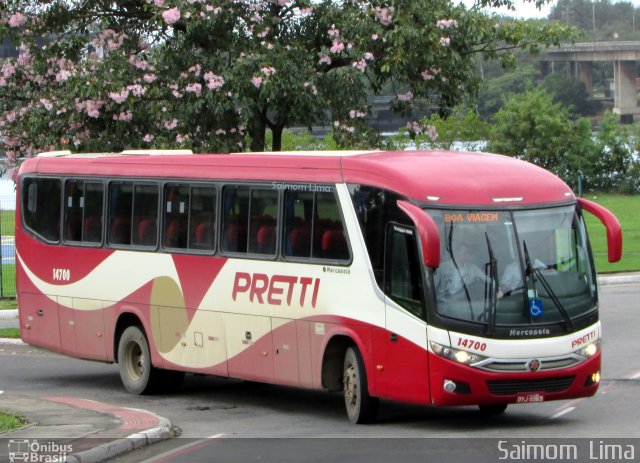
[613,60,638,120]
[578,62,593,96]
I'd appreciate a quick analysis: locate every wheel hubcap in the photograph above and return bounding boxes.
[344,365,357,406]
[126,342,144,381]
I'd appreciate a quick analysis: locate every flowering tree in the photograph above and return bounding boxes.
[0,0,576,176]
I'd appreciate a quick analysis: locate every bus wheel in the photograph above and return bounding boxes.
[478,404,508,415]
[343,347,379,424]
[118,325,159,395]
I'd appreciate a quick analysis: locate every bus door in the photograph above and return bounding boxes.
[375,223,430,405]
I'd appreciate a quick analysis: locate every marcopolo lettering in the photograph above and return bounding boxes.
[232,272,320,308]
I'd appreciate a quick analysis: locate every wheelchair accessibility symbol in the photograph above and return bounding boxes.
[529,299,544,318]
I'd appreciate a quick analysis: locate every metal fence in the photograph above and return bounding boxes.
[0,194,16,298]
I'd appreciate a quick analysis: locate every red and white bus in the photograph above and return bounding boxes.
[16,149,622,423]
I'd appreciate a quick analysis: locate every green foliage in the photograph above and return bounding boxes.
[477,65,540,119]
[539,73,601,117]
[488,88,598,184]
[419,108,490,150]
[588,111,640,193]
[0,411,24,432]
[0,0,577,173]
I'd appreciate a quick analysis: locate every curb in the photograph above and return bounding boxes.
[0,309,18,320]
[65,414,176,463]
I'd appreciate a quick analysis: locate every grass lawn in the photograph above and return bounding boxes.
[0,210,15,236]
[583,193,640,273]
[0,327,19,338]
[1,264,16,298]
[0,299,17,310]
[0,410,25,432]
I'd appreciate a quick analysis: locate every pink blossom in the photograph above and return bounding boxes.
[189,64,202,76]
[204,72,225,90]
[8,13,27,28]
[421,70,434,80]
[318,55,332,65]
[328,28,340,38]
[437,19,458,29]
[143,134,154,143]
[40,99,53,111]
[299,7,313,14]
[215,129,226,135]
[261,67,276,76]
[374,7,395,26]
[276,0,290,5]
[371,34,379,40]
[257,27,270,38]
[185,82,202,97]
[127,84,146,97]
[397,92,413,102]
[349,110,365,119]
[164,118,178,130]
[426,125,438,140]
[251,76,263,88]
[364,52,374,61]
[439,37,451,46]
[143,74,157,83]
[352,59,366,72]
[162,8,181,25]
[154,0,165,6]
[108,89,130,104]
[330,41,345,53]
[176,134,185,143]
[113,111,133,121]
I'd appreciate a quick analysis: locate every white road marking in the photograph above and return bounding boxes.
[550,406,575,420]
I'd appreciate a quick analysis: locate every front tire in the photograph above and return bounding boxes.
[343,346,379,424]
[118,325,161,395]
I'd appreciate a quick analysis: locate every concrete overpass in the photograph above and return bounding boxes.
[541,41,640,121]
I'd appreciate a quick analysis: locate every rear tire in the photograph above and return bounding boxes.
[118,325,162,395]
[478,404,508,415]
[343,346,379,424]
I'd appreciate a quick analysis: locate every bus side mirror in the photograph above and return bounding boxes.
[577,197,622,263]
[397,200,440,268]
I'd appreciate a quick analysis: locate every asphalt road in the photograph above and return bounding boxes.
[1,283,639,462]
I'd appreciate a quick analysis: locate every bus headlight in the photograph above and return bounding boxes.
[430,341,486,365]
[576,341,600,358]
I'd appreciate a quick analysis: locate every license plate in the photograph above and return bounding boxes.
[516,392,545,403]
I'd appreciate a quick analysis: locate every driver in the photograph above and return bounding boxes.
[435,243,487,297]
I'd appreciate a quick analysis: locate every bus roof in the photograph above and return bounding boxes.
[19,149,574,206]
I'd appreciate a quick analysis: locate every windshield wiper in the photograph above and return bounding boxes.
[484,233,499,336]
[523,241,574,332]
[446,221,474,319]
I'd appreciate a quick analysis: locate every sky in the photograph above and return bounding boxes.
[473,0,640,20]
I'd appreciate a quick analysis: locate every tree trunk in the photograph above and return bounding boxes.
[249,112,267,152]
[272,125,284,152]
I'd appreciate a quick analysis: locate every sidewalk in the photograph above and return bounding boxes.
[0,394,175,463]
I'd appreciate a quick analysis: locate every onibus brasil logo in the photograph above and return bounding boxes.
[8,439,72,463]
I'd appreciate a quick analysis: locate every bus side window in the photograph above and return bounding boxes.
[188,185,216,251]
[132,184,159,247]
[109,182,133,245]
[164,184,190,249]
[283,188,350,261]
[83,182,104,243]
[384,224,424,319]
[22,177,62,242]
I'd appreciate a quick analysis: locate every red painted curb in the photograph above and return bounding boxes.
[44,396,160,431]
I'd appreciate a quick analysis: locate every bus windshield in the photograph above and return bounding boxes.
[425,206,597,327]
